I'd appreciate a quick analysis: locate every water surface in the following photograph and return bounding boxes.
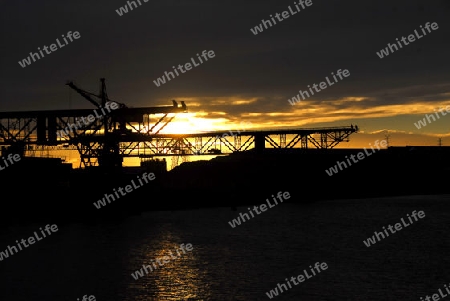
[1,195,449,300]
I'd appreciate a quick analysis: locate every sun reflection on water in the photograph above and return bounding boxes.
[126,224,209,301]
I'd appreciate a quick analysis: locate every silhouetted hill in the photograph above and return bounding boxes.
[3,146,449,224]
[160,146,450,207]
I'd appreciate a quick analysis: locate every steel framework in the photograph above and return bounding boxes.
[0,79,358,168]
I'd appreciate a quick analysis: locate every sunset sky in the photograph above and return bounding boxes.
[2,0,450,148]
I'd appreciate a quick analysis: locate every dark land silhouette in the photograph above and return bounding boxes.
[2,145,449,224]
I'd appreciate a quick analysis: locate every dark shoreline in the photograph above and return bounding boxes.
[3,146,449,224]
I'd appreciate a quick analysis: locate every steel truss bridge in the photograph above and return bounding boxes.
[0,79,358,168]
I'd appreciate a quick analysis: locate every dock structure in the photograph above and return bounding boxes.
[0,79,358,168]
[123,126,358,157]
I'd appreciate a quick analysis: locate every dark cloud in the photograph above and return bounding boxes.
[1,0,449,119]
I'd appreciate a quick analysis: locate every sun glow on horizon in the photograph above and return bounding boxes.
[158,113,228,134]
